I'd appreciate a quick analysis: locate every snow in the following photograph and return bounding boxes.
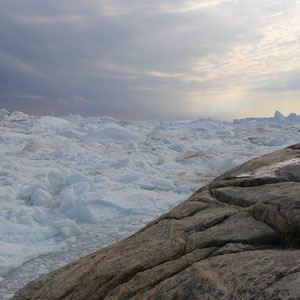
[1,109,300,299]
[237,158,300,178]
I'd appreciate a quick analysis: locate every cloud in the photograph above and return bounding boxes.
[252,69,300,93]
[0,0,299,120]
[16,14,85,24]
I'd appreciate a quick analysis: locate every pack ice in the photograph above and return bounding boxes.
[1,108,300,299]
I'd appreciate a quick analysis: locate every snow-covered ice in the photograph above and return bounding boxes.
[1,109,300,299]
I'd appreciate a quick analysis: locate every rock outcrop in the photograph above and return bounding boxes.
[12,145,300,300]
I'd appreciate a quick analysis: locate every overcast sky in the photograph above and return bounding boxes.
[0,0,300,120]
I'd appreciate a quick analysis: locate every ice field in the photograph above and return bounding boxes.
[1,108,300,299]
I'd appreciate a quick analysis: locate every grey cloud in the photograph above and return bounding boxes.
[0,0,299,120]
[252,69,300,93]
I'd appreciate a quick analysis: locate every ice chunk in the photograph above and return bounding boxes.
[77,199,126,222]
[57,194,96,223]
[86,117,102,123]
[85,124,138,143]
[22,139,57,152]
[9,111,29,121]
[57,182,91,221]
[248,136,266,145]
[100,116,119,123]
[220,157,236,171]
[59,129,84,139]
[30,188,52,208]
[111,157,130,168]
[62,114,84,122]
[115,173,141,183]
[158,162,183,175]
[23,140,43,152]
[67,173,96,191]
[137,182,155,190]
[36,264,48,276]
[264,137,285,146]
[274,110,285,121]
[150,178,174,191]
[48,171,68,195]
[59,182,90,200]
[169,143,184,152]
[286,113,299,121]
[18,184,48,200]
[53,141,83,157]
[29,116,69,127]
[52,220,82,237]
[0,108,9,121]
[102,190,155,212]
[18,215,35,226]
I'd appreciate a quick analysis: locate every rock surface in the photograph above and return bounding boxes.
[12,145,300,300]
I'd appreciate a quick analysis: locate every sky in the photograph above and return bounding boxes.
[0,0,300,120]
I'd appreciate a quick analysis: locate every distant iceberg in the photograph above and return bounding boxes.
[234,111,300,123]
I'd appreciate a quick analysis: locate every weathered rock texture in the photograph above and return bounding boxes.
[13,145,300,300]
